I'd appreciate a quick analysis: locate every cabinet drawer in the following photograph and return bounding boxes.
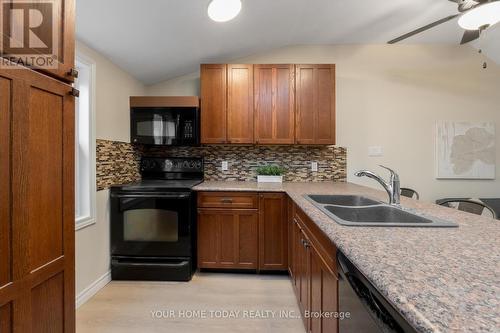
[198,192,259,209]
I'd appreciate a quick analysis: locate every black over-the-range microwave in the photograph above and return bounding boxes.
[130,96,200,146]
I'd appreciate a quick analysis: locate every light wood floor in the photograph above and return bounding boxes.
[77,272,305,333]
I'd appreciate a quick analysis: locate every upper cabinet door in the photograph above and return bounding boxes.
[0,0,76,82]
[296,65,336,145]
[200,64,227,144]
[315,65,336,144]
[227,64,254,144]
[254,65,295,144]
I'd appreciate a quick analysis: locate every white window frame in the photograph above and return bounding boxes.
[75,53,97,231]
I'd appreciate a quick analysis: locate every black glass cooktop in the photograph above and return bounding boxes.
[111,179,203,191]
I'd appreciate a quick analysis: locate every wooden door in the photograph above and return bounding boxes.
[0,70,12,333]
[0,67,75,332]
[254,65,295,144]
[227,64,254,144]
[197,209,258,269]
[0,0,76,83]
[295,65,336,145]
[200,64,227,143]
[258,193,288,270]
[310,244,339,333]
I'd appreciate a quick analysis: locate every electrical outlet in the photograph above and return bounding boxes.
[368,146,383,157]
[311,161,318,172]
[221,161,228,171]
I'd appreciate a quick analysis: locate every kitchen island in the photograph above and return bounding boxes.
[194,181,500,333]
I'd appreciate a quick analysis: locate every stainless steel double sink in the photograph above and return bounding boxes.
[305,195,457,227]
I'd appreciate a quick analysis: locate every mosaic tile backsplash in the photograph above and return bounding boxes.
[96,140,141,190]
[96,139,347,190]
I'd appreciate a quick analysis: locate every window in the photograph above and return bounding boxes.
[75,55,96,230]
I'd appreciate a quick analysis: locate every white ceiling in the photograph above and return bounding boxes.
[76,0,494,84]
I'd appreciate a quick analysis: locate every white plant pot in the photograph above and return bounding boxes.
[257,175,283,183]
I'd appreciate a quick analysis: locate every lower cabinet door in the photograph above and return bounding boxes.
[198,209,258,269]
[259,193,288,270]
[310,245,339,333]
[296,225,311,324]
[197,210,219,267]
[287,198,295,278]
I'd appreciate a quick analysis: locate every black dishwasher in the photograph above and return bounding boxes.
[337,251,418,333]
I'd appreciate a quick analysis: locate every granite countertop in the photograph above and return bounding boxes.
[193,181,500,333]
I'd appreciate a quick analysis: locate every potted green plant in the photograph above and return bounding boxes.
[256,165,286,183]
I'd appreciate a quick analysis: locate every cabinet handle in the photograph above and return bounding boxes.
[301,239,310,248]
[68,68,79,78]
[69,88,80,97]
[220,198,233,203]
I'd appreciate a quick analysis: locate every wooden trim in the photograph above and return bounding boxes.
[130,96,199,108]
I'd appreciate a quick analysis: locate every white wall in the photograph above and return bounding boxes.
[75,41,145,304]
[146,44,500,201]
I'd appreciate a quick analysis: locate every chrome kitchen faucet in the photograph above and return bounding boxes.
[355,165,401,205]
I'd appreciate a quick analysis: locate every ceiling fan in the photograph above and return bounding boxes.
[388,0,500,44]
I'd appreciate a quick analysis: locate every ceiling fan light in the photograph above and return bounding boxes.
[208,0,242,22]
[458,2,500,30]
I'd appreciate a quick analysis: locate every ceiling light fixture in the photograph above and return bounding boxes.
[208,0,242,22]
[458,1,500,30]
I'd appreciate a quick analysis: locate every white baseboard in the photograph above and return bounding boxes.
[76,271,111,309]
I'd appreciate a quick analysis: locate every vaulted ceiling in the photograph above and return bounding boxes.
[76,0,499,84]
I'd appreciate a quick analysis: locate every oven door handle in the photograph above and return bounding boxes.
[112,193,191,199]
[112,259,189,268]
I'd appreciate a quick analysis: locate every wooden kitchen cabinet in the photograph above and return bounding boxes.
[254,64,295,144]
[310,245,339,333]
[295,221,311,323]
[200,63,336,146]
[227,64,254,144]
[258,193,288,270]
[0,0,76,83]
[295,64,336,145]
[200,64,254,144]
[197,209,259,269]
[291,204,339,333]
[200,64,227,143]
[0,67,75,332]
[198,191,259,209]
[287,197,295,278]
[197,191,288,271]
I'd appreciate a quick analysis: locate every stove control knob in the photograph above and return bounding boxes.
[142,160,154,170]
[164,160,173,170]
[183,161,190,168]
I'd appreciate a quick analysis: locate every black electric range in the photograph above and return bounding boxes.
[110,157,203,281]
